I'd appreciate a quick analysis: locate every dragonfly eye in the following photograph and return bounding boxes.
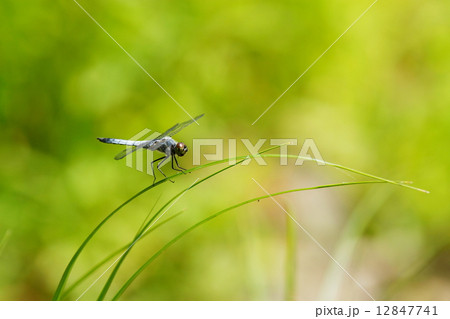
[176,142,188,156]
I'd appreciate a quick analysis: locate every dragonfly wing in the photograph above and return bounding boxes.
[155,122,180,140]
[114,140,155,160]
[114,147,136,160]
[159,113,204,138]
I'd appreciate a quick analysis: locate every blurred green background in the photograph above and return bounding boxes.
[0,0,449,300]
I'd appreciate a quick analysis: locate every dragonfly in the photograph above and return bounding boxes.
[98,114,204,183]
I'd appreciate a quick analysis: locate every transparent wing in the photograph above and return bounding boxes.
[114,140,156,160]
[156,113,204,139]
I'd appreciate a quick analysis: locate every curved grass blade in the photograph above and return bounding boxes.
[112,180,387,300]
[54,145,428,300]
[136,193,163,236]
[52,145,281,300]
[264,154,429,194]
[97,155,253,300]
[61,212,182,299]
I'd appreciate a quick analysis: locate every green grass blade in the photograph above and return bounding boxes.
[112,180,387,300]
[97,155,255,300]
[61,212,182,299]
[136,193,163,236]
[53,145,281,300]
[54,143,428,300]
[52,182,159,300]
[263,154,429,193]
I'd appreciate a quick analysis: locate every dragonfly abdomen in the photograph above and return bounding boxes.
[97,138,141,146]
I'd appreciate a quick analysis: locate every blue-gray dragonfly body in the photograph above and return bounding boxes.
[98,114,204,182]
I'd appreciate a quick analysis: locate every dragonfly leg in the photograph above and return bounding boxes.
[173,156,187,171]
[157,155,174,183]
[150,156,166,184]
[171,156,186,174]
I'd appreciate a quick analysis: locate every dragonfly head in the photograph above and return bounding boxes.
[175,142,188,157]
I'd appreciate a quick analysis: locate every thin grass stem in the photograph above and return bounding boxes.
[61,212,182,299]
[112,180,387,300]
[52,145,280,300]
